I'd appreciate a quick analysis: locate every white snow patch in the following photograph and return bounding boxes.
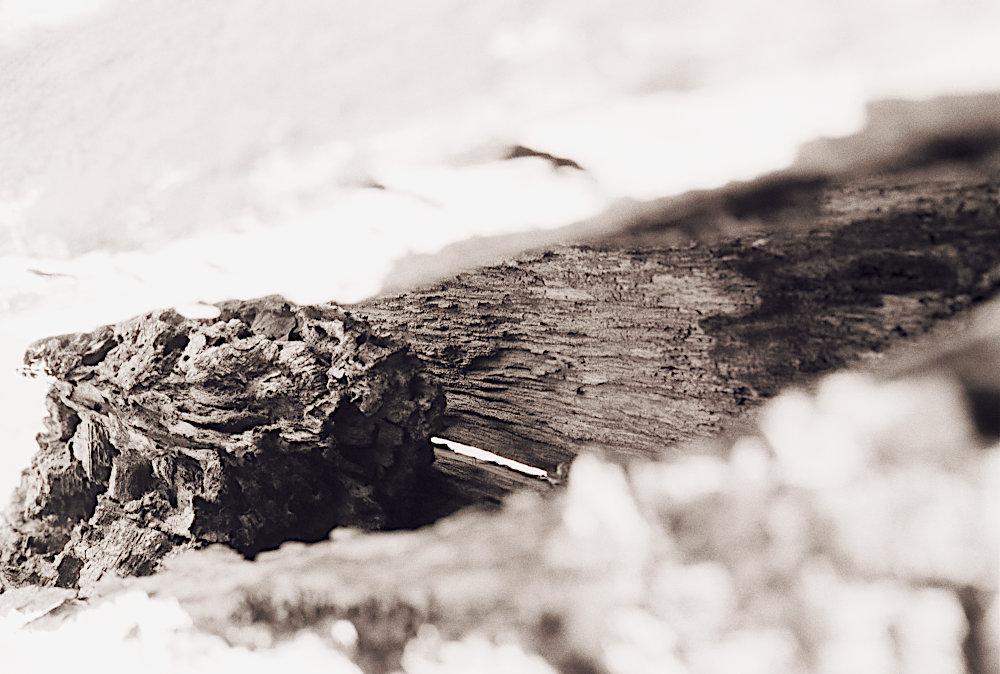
[431,437,548,478]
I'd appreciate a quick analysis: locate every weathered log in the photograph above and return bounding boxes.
[8,173,997,594]
[1,165,998,674]
[355,178,1000,472]
[0,297,444,591]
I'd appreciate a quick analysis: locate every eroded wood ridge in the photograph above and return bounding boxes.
[355,179,1000,471]
[1,297,446,591]
[1,165,998,674]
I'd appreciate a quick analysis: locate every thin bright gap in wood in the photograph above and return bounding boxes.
[431,437,549,478]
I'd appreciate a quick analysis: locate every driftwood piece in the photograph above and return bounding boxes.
[355,178,1000,472]
[0,297,444,591]
[1,167,998,674]
[4,173,999,596]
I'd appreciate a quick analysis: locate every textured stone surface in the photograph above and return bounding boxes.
[0,297,444,591]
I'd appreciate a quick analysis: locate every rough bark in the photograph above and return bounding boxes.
[0,297,444,591]
[7,174,997,595]
[2,167,999,674]
[354,178,1000,472]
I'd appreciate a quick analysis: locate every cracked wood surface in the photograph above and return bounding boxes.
[354,174,1000,473]
[2,154,999,674]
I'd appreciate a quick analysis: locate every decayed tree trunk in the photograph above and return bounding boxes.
[1,165,998,674]
[0,298,445,591]
[354,178,1000,472]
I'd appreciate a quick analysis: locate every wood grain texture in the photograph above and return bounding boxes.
[355,177,1000,472]
[3,162,999,674]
